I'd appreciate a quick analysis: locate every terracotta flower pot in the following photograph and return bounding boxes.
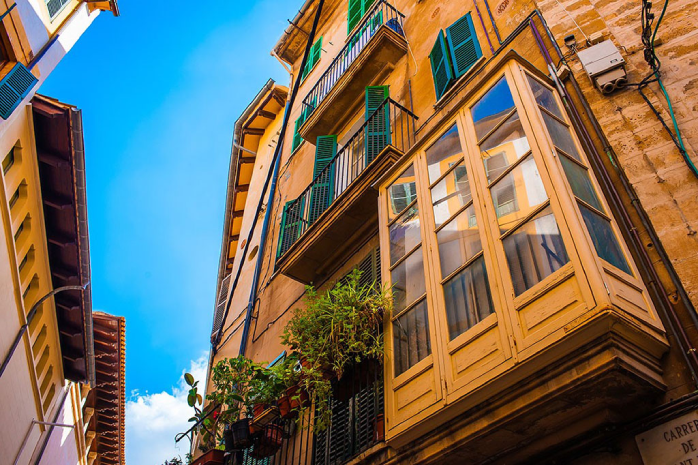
[253,403,268,418]
[287,385,310,409]
[278,394,294,418]
[374,413,385,442]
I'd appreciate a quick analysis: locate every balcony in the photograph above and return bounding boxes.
[299,0,407,143]
[277,98,417,284]
[235,359,385,465]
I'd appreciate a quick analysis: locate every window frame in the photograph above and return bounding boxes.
[519,69,636,278]
[378,59,660,441]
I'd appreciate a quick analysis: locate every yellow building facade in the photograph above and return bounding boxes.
[202,0,698,464]
[0,1,121,464]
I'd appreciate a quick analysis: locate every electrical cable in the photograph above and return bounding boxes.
[636,0,698,178]
[212,0,326,352]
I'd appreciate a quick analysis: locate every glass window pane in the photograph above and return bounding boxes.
[527,75,564,120]
[426,124,464,184]
[389,204,421,265]
[436,206,482,277]
[579,203,632,275]
[443,256,494,340]
[490,155,548,233]
[393,299,431,376]
[541,112,581,161]
[431,161,471,228]
[559,153,603,211]
[503,207,570,296]
[480,112,531,182]
[472,77,516,141]
[391,249,426,312]
[388,164,417,221]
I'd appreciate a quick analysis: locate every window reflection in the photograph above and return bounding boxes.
[391,250,427,311]
[431,161,472,228]
[541,112,581,161]
[389,205,421,265]
[527,76,564,119]
[481,112,531,182]
[436,206,482,277]
[579,204,632,274]
[426,124,464,184]
[393,299,431,376]
[503,207,570,296]
[388,165,417,220]
[491,156,547,233]
[559,154,602,211]
[472,77,516,141]
[443,256,493,340]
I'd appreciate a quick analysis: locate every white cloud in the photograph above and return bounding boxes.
[126,353,209,464]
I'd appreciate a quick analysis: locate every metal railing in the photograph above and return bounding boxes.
[301,0,406,119]
[229,359,384,465]
[277,98,418,259]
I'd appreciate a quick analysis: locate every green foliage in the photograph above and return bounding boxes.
[208,356,265,423]
[281,269,391,431]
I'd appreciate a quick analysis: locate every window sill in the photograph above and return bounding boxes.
[433,56,487,110]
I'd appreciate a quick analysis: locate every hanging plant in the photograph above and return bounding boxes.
[281,269,391,430]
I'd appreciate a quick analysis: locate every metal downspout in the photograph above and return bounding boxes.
[238,0,326,357]
[528,14,698,383]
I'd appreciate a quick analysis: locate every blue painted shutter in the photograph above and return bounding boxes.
[348,0,363,33]
[364,86,390,165]
[429,31,454,101]
[278,198,306,258]
[446,13,482,78]
[308,135,337,225]
[0,64,38,120]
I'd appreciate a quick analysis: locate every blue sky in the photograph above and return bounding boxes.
[40,0,297,462]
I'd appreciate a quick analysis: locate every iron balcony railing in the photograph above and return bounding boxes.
[277,98,418,260]
[301,0,406,120]
[231,359,384,465]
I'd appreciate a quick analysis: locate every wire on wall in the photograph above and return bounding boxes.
[635,0,698,179]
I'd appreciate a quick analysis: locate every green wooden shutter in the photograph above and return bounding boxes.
[301,36,323,82]
[278,198,306,258]
[291,117,303,152]
[348,0,363,33]
[0,63,38,121]
[308,135,337,225]
[364,86,390,165]
[362,0,377,16]
[429,31,454,101]
[446,13,482,78]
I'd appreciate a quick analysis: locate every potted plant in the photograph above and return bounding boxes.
[183,373,220,453]
[207,356,269,449]
[248,362,285,420]
[281,269,391,431]
[270,354,302,419]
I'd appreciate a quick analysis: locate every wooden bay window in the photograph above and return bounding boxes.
[378,60,666,443]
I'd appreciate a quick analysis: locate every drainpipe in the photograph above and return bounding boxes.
[482,0,502,44]
[472,0,495,54]
[239,0,327,357]
[528,15,698,383]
